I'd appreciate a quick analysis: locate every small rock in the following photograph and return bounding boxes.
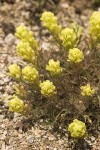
[48,135,56,141]
[61,3,69,8]
[18,133,23,139]
[4,100,9,108]
[4,33,15,46]
[0,124,5,129]
[1,142,6,150]
[41,42,50,51]
[3,77,10,83]
[86,50,90,56]
[91,136,95,142]
[27,136,34,144]
[40,119,43,123]
[13,131,18,137]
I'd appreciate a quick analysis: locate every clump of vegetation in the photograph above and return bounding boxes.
[7,11,100,139]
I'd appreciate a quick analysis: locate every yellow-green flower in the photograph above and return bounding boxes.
[15,25,28,39]
[8,95,24,113]
[68,48,84,63]
[60,28,77,50]
[8,64,21,79]
[22,66,39,83]
[41,11,57,27]
[81,84,95,97]
[46,59,62,76]
[68,119,86,138]
[89,11,100,43]
[15,25,38,50]
[41,11,62,37]
[40,80,56,97]
[16,41,35,63]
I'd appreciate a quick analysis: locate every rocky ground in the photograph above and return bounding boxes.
[0,0,100,149]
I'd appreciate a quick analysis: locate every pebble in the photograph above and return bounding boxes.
[61,3,69,9]
[0,124,5,129]
[13,131,18,137]
[1,142,6,150]
[4,33,15,46]
[3,77,10,83]
[4,101,8,109]
[91,136,96,142]
[41,42,50,51]
[18,134,23,139]
[48,135,56,141]
[40,119,43,123]
[27,136,34,144]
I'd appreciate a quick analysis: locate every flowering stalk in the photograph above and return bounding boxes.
[41,11,62,41]
[15,25,38,50]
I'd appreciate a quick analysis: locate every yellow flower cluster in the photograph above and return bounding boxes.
[22,66,39,83]
[15,25,38,50]
[17,41,35,63]
[68,48,84,63]
[41,12,62,37]
[41,11,57,25]
[8,95,24,113]
[81,84,95,97]
[60,28,77,50]
[89,11,100,43]
[46,59,62,76]
[40,80,56,97]
[8,64,21,79]
[68,119,86,138]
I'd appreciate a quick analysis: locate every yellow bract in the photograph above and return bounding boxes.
[68,48,84,63]
[60,28,77,50]
[8,95,24,113]
[41,12,58,26]
[46,59,62,76]
[89,11,100,43]
[68,119,86,138]
[22,66,39,83]
[81,84,95,97]
[41,11,62,37]
[8,64,21,79]
[15,25,38,50]
[15,26,28,39]
[17,41,35,63]
[40,80,56,97]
